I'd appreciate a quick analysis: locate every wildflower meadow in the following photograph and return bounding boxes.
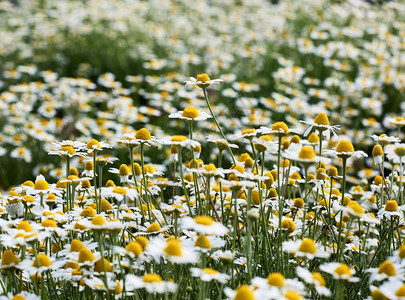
[1,0,405,299]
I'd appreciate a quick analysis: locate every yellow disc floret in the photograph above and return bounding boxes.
[314,112,329,126]
[267,272,285,287]
[196,73,211,83]
[195,215,214,226]
[182,107,199,119]
[135,128,152,141]
[298,238,317,254]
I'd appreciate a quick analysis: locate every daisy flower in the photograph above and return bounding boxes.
[159,135,200,148]
[120,129,157,147]
[282,238,330,259]
[125,273,177,294]
[324,140,367,160]
[146,237,199,264]
[86,139,112,153]
[18,254,65,275]
[0,250,20,270]
[367,259,404,282]
[377,200,402,219]
[180,215,228,235]
[207,135,239,150]
[259,122,299,137]
[0,292,41,300]
[371,134,400,146]
[48,140,86,158]
[190,267,230,283]
[85,277,124,296]
[385,143,405,164]
[296,266,331,296]
[319,262,359,282]
[300,112,340,139]
[224,284,272,300]
[169,107,212,121]
[378,279,405,300]
[230,128,258,141]
[184,73,223,89]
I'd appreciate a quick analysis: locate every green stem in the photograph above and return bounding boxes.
[202,88,236,165]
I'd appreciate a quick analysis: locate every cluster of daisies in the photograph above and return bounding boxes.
[0,0,405,189]
[0,74,404,299]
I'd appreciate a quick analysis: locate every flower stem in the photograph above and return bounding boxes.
[202,88,236,165]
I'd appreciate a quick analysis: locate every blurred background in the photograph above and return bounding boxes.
[0,0,404,188]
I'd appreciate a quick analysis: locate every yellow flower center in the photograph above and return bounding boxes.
[34,179,49,190]
[94,258,113,273]
[22,181,34,187]
[348,201,365,215]
[314,112,329,126]
[125,242,143,257]
[101,199,113,212]
[204,163,217,173]
[378,260,396,276]
[267,272,285,287]
[398,245,405,259]
[32,254,52,267]
[293,198,304,208]
[74,222,88,231]
[203,268,219,275]
[80,206,96,218]
[195,234,212,249]
[1,250,19,266]
[136,236,149,250]
[17,221,33,232]
[87,139,100,150]
[171,135,188,142]
[85,161,93,171]
[280,159,290,168]
[284,290,303,300]
[119,164,130,176]
[336,140,355,153]
[135,128,152,141]
[281,219,296,233]
[91,216,107,226]
[196,73,211,83]
[298,238,317,254]
[61,145,75,155]
[298,146,316,159]
[271,122,289,134]
[70,239,85,252]
[385,200,399,211]
[142,273,162,283]
[41,219,57,228]
[235,285,255,300]
[164,240,182,257]
[396,285,405,297]
[242,129,256,135]
[182,107,199,119]
[316,168,327,180]
[394,146,405,157]
[334,264,352,277]
[327,166,338,177]
[147,223,162,233]
[312,272,326,286]
[307,132,319,144]
[115,280,122,294]
[78,248,95,263]
[112,187,127,195]
[290,135,300,144]
[195,215,214,226]
[11,295,25,300]
[372,145,383,157]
